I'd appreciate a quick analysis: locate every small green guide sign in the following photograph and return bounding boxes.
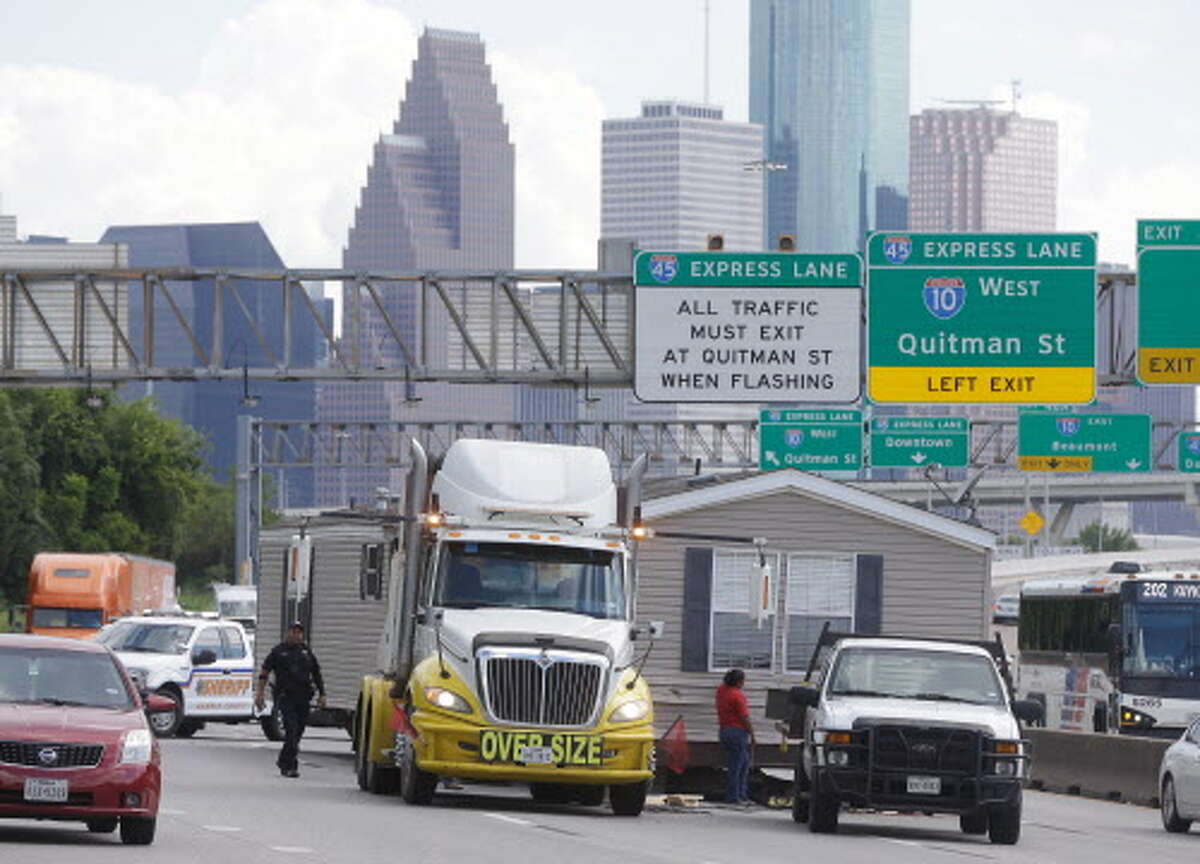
[1018,412,1151,473]
[1136,219,1200,385]
[869,416,970,468]
[1179,432,1200,473]
[759,409,862,472]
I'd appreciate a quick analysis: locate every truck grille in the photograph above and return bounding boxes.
[479,650,607,728]
[0,741,104,769]
[870,725,979,774]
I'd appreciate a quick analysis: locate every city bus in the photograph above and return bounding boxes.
[1017,568,1200,737]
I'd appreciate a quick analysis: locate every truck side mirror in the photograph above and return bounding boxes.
[1012,698,1045,724]
[790,685,820,708]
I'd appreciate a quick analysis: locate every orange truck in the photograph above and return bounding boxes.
[26,553,177,638]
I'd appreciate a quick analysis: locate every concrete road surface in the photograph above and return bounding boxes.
[2,724,1198,863]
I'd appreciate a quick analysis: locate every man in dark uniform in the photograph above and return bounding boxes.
[254,621,326,778]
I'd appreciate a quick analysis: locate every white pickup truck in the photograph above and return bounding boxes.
[789,629,1044,845]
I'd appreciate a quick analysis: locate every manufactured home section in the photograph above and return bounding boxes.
[258,520,390,712]
[638,469,994,750]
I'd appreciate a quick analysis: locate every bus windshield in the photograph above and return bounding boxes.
[435,541,626,620]
[1124,603,1200,678]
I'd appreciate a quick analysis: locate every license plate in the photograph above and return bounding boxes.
[479,730,603,766]
[24,778,68,803]
[518,746,554,765]
[906,775,941,795]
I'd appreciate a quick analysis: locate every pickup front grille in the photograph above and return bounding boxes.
[0,741,104,769]
[870,726,979,774]
[480,651,607,728]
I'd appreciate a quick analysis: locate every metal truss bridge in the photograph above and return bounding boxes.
[1,266,1138,386]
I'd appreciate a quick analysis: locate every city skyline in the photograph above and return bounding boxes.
[1,0,1196,271]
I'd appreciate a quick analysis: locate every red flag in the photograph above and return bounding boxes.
[660,715,689,774]
[391,705,416,737]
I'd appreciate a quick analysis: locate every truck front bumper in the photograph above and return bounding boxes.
[408,713,655,785]
[818,766,1022,813]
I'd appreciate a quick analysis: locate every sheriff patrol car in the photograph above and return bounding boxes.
[97,614,256,737]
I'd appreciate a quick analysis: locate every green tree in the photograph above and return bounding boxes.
[1071,520,1139,553]
[0,392,47,603]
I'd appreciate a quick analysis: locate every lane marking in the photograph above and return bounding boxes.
[203,824,244,833]
[483,812,534,827]
[271,846,315,854]
[159,807,186,816]
[883,838,921,847]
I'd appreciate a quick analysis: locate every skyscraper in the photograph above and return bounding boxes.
[749,0,910,253]
[601,101,764,251]
[100,222,331,506]
[315,27,515,507]
[909,108,1057,231]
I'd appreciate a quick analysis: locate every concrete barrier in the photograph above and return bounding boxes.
[1027,729,1172,807]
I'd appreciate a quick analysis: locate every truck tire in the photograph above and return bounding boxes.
[959,808,988,835]
[1162,776,1192,833]
[609,781,647,816]
[792,754,810,824]
[398,735,437,805]
[148,688,182,738]
[808,773,839,834]
[260,703,284,742]
[987,789,1022,845]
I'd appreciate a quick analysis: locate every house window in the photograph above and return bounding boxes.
[710,549,779,671]
[785,554,855,671]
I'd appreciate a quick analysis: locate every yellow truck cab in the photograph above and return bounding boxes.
[355,439,656,815]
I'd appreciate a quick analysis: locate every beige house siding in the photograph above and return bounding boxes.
[637,488,990,746]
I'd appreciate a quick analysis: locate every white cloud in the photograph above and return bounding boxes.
[1077,31,1147,62]
[0,0,603,272]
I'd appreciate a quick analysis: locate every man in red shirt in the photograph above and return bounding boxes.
[715,668,755,804]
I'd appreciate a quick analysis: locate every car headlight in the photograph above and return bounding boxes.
[120,729,154,765]
[424,686,471,714]
[609,699,650,724]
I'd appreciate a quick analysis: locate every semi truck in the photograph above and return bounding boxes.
[350,439,657,815]
[25,553,176,638]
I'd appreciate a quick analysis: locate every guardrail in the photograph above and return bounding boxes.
[1027,729,1172,806]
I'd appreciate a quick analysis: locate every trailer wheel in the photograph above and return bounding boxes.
[260,702,284,742]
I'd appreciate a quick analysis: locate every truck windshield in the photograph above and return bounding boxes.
[1123,603,1200,678]
[218,600,256,619]
[828,647,1005,706]
[436,541,626,620]
[0,647,133,710]
[31,607,103,629]
[99,622,195,654]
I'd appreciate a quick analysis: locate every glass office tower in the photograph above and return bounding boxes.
[749,0,910,253]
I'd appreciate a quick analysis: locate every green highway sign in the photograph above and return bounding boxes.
[869,416,970,468]
[633,251,863,403]
[1179,433,1200,473]
[1138,220,1200,249]
[1018,412,1150,473]
[759,409,862,472]
[866,232,1096,405]
[1136,219,1200,385]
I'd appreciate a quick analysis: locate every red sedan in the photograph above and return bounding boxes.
[0,633,163,845]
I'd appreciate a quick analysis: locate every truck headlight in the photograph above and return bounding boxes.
[827,750,850,767]
[992,760,1017,776]
[119,729,154,765]
[609,699,650,724]
[424,686,471,714]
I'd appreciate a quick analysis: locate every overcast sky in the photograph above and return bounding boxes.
[2,0,1196,269]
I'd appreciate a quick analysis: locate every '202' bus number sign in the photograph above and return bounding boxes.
[1140,581,1200,601]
